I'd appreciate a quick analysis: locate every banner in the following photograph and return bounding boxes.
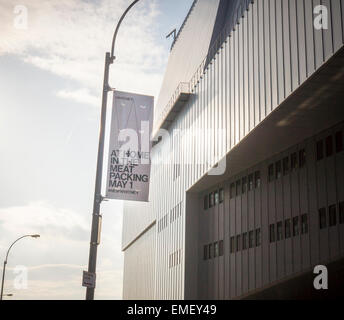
[106,91,154,202]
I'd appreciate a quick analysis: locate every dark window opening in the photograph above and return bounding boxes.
[268,164,274,182]
[335,131,343,153]
[269,224,276,243]
[293,216,299,236]
[276,161,282,179]
[329,205,337,227]
[319,208,327,229]
[230,237,235,253]
[219,240,224,257]
[326,136,333,157]
[316,140,324,161]
[255,171,261,188]
[242,177,247,194]
[236,180,241,197]
[299,149,306,168]
[248,174,254,191]
[283,157,289,175]
[255,229,261,247]
[249,231,254,248]
[208,244,213,259]
[242,233,248,250]
[277,221,283,241]
[236,235,241,252]
[230,183,235,199]
[209,193,214,208]
[214,242,219,257]
[219,188,224,203]
[291,152,298,170]
[285,219,291,239]
[301,214,308,234]
[203,196,208,210]
[214,190,219,205]
[339,202,344,224]
[203,245,208,260]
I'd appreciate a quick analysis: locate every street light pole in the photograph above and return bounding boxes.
[0,234,40,300]
[85,0,141,301]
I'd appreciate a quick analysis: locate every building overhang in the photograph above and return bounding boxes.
[188,46,344,194]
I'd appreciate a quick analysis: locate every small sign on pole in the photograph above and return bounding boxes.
[82,271,96,288]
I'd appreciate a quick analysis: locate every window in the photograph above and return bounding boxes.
[236,235,241,252]
[285,219,291,239]
[219,188,224,203]
[293,216,299,236]
[255,229,261,247]
[277,221,283,241]
[249,231,254,248]
[208,244,213,259]
[291,152,298,170]
[219,240,224,257]
[248,174,254,191]
[329,205,337,227]
[255,171,261,188]
[236,180,241,197]
[339,202,344,224]
[203,245,208,260]
[214,190,219,205]
[242,177,247,194]
[230,183,235,199]
[335,131,343,153]
[214,242,219,257]
[269,224,276,243]
[268,164,274,182]
[301,214,308,234]
[316,141,324,161]
[319,208,327,229]
[326,136,333,157]
[204,196,208,210]
[209,193,214,208]
[230,236,235,253]
[283,157,289,175]
[299,149,306,168]
[275,161,282,179]
[242,233,248,250]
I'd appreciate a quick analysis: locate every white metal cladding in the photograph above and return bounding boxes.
[122,0,344,299]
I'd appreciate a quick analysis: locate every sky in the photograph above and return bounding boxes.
[0,0,193,300]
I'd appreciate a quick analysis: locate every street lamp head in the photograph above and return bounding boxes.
[30,234,40,238]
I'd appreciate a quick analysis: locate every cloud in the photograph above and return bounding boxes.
[56,88,99,107]
[0,0,167,105]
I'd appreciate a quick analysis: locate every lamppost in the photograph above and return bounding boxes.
[0,234,40,300]
[85,0,141,301]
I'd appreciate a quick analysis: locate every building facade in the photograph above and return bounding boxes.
[122,0,344,299]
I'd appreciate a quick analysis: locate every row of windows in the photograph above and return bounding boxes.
[316,130,343,161]
[269,214,309,243]
[158,202,182,233]
[203,240,224,260]
[204,188,224,210]
[319,202,344,229]
[169,249,182,269]
[268,149,306,182]
[230,228,261,253]
[230,171,261,199]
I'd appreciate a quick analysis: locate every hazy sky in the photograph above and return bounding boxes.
[0,0,193,300]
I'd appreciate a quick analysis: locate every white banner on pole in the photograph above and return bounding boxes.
[106,91,154,202]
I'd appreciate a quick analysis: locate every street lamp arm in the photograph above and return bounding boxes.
[110,0,141,61]
[5,235,31,262]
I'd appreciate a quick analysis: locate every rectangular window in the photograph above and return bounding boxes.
[214,190,219,205]
[209,193,214,208]
[219,188,224,203]
[249,231,254,248]
[319,208,327,229]
[203,195,208,210]
[293,216,299,236]
[299,149,306,168]
[248,174,254,191]
[301,214,308,234]
[230,236,235,253]
[219,240,224,257]
[285,219,291,239]
[203,245,208,260]
[283,157,289,175]
[230,183,235,199]
[291,152,298,170]
[242,233,248,250]
[326,136,333,157]
[242,177,247,194]
[208,244,213,259]
[269,224,276,243]
[236,180,241,197]
[316,140,324,161]
[214,242,219,258]
[277,221,283,241]
[339,202,344,225]
[236,235,241,252]
[275,161,282,179]
[335,131,343,153]
[255,228,261,247]
[268,164,274,182]
[329,205,337,227]
[255,171,261,188]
